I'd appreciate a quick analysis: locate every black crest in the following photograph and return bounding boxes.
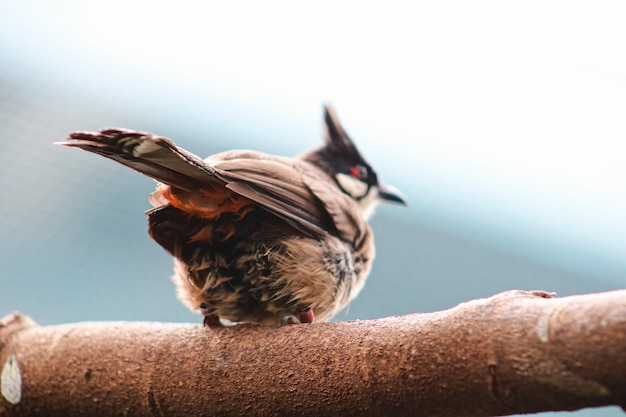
[322,104,366,164]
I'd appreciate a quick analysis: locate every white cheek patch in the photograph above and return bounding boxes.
[335,173,369,199]
[357,189,379,220]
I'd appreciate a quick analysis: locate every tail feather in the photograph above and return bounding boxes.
[56,129,219,191]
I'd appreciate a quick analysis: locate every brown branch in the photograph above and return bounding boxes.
[1,290,625,417]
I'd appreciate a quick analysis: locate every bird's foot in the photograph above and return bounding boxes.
[280,308,315,326]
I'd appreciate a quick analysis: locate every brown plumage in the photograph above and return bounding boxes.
[57,105,406,326]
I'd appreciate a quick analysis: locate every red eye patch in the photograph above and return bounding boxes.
[350,165,367,180]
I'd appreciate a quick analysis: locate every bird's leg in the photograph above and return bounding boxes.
[298,308,315,323]
[203,314,222,328]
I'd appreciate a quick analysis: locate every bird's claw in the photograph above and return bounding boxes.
[280,308,315,326]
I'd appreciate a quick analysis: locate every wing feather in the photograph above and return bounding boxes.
[213,157,364,245]
[212,158,336,237]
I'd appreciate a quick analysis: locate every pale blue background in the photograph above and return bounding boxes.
[1,2,625,416]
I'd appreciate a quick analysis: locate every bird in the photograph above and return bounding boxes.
[57,105,406,327]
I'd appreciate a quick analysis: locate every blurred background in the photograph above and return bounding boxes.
[1,2,625,415]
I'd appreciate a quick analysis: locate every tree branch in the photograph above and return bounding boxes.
[1,290,625,416]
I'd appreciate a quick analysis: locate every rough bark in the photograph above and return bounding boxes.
[1,290,625,417]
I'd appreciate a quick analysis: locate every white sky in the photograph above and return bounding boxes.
[2,1,626,274]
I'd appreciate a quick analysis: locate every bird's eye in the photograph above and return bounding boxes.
[349,165,368,180]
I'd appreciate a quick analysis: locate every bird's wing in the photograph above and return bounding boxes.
[301,172,367,247]
[212,153,366,245]
[210,156,336,237]
[58,129,359,241]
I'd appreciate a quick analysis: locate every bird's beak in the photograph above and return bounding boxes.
[377,182,407,206]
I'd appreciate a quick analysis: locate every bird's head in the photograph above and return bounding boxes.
[303,105,407,220]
